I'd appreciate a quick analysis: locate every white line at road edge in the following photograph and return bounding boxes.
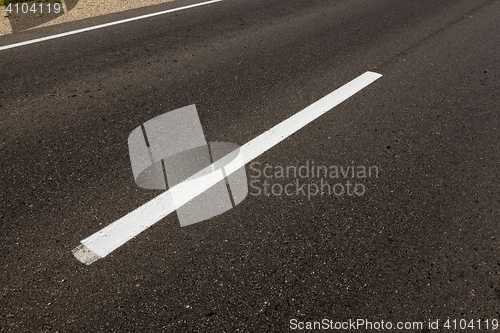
[0,0,222,51]
[72,71,383,265]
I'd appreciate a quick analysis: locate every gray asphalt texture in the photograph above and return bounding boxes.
[1,0,499,331]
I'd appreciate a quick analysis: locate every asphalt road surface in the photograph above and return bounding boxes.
[1,0,499,331]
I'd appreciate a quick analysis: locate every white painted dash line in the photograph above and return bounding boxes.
[72,71,382,265]
[0,0,222,51]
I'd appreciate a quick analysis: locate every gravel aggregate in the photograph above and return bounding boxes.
[0,0,176,35]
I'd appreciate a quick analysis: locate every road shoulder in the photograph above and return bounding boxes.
[0,0,176,35]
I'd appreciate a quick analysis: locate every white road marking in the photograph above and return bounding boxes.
[0,0,222,51]
[72,71,382,265]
